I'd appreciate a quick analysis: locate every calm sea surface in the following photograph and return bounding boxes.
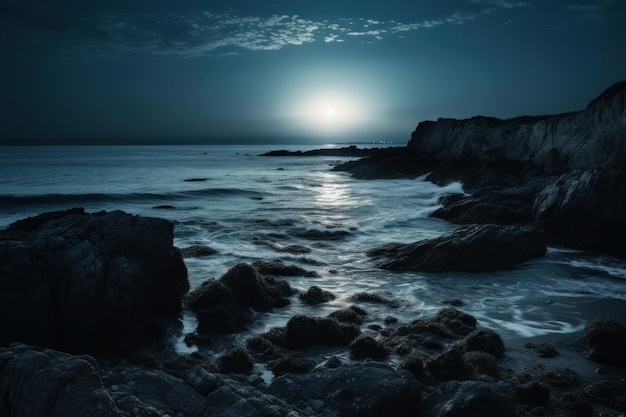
[2,145,626,352]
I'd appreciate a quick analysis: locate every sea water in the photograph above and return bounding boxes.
[2,145,626,352]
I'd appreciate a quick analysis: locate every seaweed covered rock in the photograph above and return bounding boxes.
[0,209,189,353]
[367,224,546,272]
[185,263,295,334]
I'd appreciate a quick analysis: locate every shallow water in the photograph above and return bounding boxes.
[2,145,625,353]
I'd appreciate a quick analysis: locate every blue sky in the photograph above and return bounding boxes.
[1,0,625,144]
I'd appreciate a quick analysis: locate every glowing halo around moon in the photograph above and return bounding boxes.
[293,92,364,135]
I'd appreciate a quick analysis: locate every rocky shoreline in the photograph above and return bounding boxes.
[331,81,626,260]
[1,208,626,416]
[2,81,626,416]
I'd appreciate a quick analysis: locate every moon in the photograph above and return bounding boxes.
[325,107,337,120]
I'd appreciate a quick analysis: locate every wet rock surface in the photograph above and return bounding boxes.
[367,224,546,272]
[185,262,295,334]
[333,81,626,258]
[0,208,189,354]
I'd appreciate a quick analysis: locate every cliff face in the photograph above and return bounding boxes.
[404,81,626,257]
[408,81,626,173]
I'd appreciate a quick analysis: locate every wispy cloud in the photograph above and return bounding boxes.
[567,0,614,20]
[0,3,555,60]
[467,0,531,8]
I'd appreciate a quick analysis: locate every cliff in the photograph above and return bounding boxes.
[408,81,626,173]
[335,81,626,258]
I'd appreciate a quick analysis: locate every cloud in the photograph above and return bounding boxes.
[467,0,531,8]
[567,0,613,20]
[0,3,550,60]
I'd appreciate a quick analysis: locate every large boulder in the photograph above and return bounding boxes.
[185,263,295,334]
[0,209,189,353]
[367,224,546,272]
[580,319,626,367]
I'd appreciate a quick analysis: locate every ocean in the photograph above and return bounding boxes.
[2,145,626,354]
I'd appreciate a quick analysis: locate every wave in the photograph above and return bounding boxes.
[0,187,265,207]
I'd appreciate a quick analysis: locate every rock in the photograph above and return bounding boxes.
[251,259,318,277]
[580,318,626,367]
[425,348,468,382]
[399,354,427,383]
[282,314,361,349]
[185,263,295,334]
[463,351,499,379]
[0,209,189,353]
[516,381,551,407]
[367,224,546,272]
[299,286,336,305]
[452,329,506,358]
[350,335,388,360]
[432,185,540,225]
[333,82,626,258]
[268,362,422,417]
[528,343,559,358]
[267,354,316,376]
[293,229,350,240]
[262,145,397,158]
[328,306,366,324]
[418,380,517,417]
[252,239,312,254]
[348,292,401,307]
[534,169,626,257]
[3,345,221,416]
[183,366,221,395]
[407,81,626,173]
[216,347,254,375]
[0,344,122,417]
[179,244,218,257]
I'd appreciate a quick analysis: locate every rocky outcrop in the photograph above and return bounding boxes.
[0,208,189,354]
[533,169,626,257]
[407,81,626,173]
[185,263,295,334]
[367,224,546,272]
[335,81,626,257]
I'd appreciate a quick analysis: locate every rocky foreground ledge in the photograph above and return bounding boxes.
[1,209,626,416]
[332,81,626,259]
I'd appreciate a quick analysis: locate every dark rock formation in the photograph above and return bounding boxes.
[299,285,336,305]
[185,263,295,334]
[348,291,401,307]
[452,329,506,358]
[0,208,189,353]
[261,145,400,158]
[350,335,388,360]
[418,380,517,417]
[533,169,626,257]
[179,244,218,257]
[334,81,626,257]
[216,346,254,375]
[282,314,361,349]
[581,318,626,367]
[267,362,422,417]
[251,259,318,277]
[367,224,546,272]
